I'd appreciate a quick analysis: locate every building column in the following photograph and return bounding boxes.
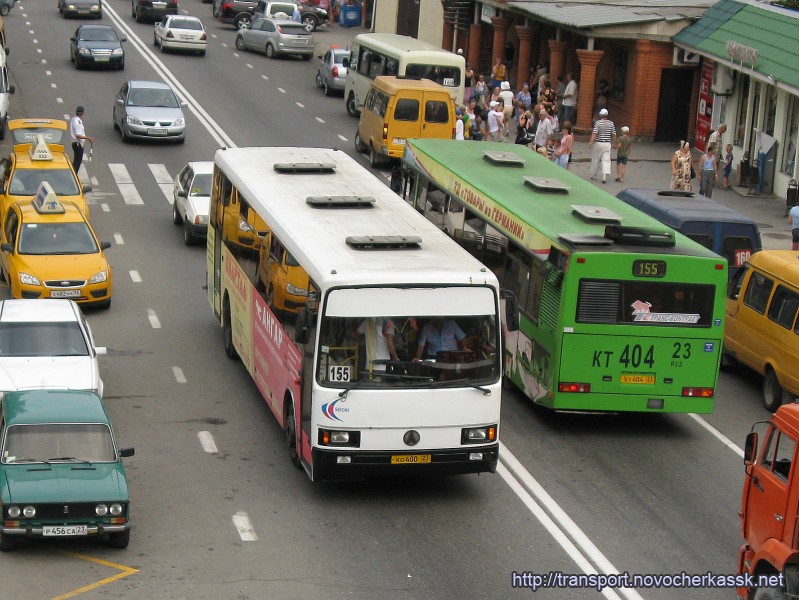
[515,26,535,93]
[547,39,568,82]
[490,16,511,75]
[442,19,454,53]
[467,22,482,74]
[575,49,604,132]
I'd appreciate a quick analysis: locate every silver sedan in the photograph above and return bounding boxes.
[234,17,313,60]
[154,15,207,55]
[315,46,348,96]
[112,80,186,143]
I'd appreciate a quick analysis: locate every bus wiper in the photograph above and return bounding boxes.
[338,378,370,400]
[47,456,92,464]
[428,379,492,395]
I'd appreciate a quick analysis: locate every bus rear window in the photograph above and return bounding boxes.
[405,64,461,87]
[576,279,715,326]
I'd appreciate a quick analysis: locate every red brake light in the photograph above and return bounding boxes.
[558,383,591,393]
[276,24,283,33]
[382,124,388,140]
[200,32,207,40]
[682,387,714,397]
[332,66,339,78]
[166,30,174,38]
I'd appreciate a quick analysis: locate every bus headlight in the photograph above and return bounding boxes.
[461,425,497,444]
[318,429,361,447]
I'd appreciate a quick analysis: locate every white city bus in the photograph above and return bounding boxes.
[206,147,504,481]
[344,33,465,117]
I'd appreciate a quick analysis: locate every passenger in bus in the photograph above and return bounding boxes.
[385,317,418,362]
[356,317,394,373]
[413,318,468,361]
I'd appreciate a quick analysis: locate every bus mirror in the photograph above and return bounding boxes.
[294,308,312,344]
[744,431,758,465]
[500,289,519,332]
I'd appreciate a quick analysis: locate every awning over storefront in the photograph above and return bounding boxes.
[674,0,799,93]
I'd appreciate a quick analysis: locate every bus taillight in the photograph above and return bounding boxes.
[382,124,388,140]
[682,387,714,397]
[558,383,591,393]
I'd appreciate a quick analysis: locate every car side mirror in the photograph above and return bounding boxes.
[7,86,13,95]
[500,289,519,332]
[94,346,107,356]
[82,184,92,193]
[744,431,758,465]
[0,243,12,253]
[100,241,112,250]
[70,37,77,42]
[120,37,127,42]
[294,308,312,344]
[115,98,123,105]
[178,189,188,197]
[4,48,8,56]
[119,447,135,458]
[180,101,188,108]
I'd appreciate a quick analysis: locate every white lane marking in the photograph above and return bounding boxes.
[688,413,744,458]
[296,102,304,108]
[109,164,144,205]
[246,63,253,69]
[232,52,239,58]
[197,431,218,453]
[232,512,257,541]
[36,48,42,54]
[129,270,142,283]
[172,366,186,383]
[101,203,110,212]
[90,175,99,186]
[114,233,124,245]
[337,134,347,142]
[277,87,286,93]
[56,97,62,103]
[42,59,49,65]
[45,70,51,76]
[32,38,38,44]
[499,443,645,600]
[148,164,173,203]
[315,117,324,124]
[210,33,218,39]
[50,83,56,89]
[260,74,268,81]
[147,309,161,329]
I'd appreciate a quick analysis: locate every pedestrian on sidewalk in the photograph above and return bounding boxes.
[486,100,504,142]
[556,121,573,169]
[533,108,554,151]
[699,145,719,198]
[588,108,617,184]
[615,126,631,182]
[561,73,578,126]
[69,105,94,174]
[722,143,734,190]
[464,64,474,106]
[788,200,799,251]
[499,81,515,137]
[670,141,694,192]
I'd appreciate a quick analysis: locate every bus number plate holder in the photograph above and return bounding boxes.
[391,454,431,465]
[620,374,655,384]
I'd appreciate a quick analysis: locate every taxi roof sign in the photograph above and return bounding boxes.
[32,182,65,214]
[29,134,53,161]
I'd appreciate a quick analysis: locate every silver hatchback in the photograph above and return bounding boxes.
[234,17,312,60]
[112,80,186,143]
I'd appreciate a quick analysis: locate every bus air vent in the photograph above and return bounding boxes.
[558,233,613,246]
[346,235,422,250]
[571,205,621,222]
[483,150,525,167]
[604,225,676,247]
[306,196,376,208]
[273,162,337,173]
[524,176,570,193]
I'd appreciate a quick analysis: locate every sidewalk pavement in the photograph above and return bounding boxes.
[313,23,793,251]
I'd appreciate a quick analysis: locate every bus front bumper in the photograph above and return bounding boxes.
[312,444,499,481]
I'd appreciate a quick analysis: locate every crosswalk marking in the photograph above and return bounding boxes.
[148,164,174,204]
[109,163,144,205]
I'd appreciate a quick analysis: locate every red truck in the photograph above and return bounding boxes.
[739,404,799,599]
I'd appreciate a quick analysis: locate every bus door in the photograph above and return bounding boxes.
[209,171,233,316]
[298,284,319,477]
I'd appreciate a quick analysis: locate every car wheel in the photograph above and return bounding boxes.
[96,298,112,310]
[118,59,125,70]
[354,130,367,153]
[0,118,5,141]
[0,533,16,552]
[134,7,142,22]
[172,201,183,225]
[176,135,185,145]
[198,50,206,56]
[265,43,275,58]
[183,221,195,245]
[108,530,129,549]
[0,4,9,15]
[234,13,251,29]
[300,54,310,61]
[120,123,130,143]
[234,35,245,51]
[131,1,136,17]
[315,72,324,89]
[763,368,785,412]
[346,92,360,117]
[160,39,167,53]
[301,14,316,32]
[752,586,786,600]
[284,399,301,468]
[223,296,239,360]
[323,79,331,96]
[266,285,275,308]
[154,33,159,46]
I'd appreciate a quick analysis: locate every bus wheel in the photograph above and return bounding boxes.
[284,399,301,469]
[763,369,785,412]
[752,586,786,600]
[223,296,239,360]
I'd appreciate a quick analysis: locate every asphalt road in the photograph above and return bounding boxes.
[0,2,776,598]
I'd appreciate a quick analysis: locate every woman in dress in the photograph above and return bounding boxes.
[670,140,694,191]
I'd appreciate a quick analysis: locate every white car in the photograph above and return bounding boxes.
[153,15,207,55]
[0,299,105,395]
[172,161,213,245]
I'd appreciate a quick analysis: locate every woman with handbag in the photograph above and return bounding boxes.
[515,111,534,145]
[670,140,694,192]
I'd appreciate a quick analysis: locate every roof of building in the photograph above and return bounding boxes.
[674,0,799,92]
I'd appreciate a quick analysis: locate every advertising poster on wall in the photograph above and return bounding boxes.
[694,60,714,152]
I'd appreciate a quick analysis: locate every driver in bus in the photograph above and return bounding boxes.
[412,318,468,361]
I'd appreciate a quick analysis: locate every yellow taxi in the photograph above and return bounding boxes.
[0,121,91,221]
[0,182,111,308]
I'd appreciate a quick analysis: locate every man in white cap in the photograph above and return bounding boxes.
[588,108,617,184]
[499,81,515,136]
[486,100,504,142]
[69,105,94,173]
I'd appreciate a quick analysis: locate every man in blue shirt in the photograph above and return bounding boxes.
[414,318,467,360]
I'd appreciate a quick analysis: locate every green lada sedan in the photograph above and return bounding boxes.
[0,389,134,551]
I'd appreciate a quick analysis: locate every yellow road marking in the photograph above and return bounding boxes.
[51,551,139,600]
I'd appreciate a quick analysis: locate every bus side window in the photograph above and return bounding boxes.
[743,271,774,315]
[385,58,398,76]
[358,48,371,76]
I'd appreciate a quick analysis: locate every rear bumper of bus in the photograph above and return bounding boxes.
[543,393,714,413]
[311,444,499,481]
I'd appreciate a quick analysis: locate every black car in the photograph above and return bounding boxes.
[69,24,126,69]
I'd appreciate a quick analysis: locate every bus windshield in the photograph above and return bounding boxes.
[317,287,499,387]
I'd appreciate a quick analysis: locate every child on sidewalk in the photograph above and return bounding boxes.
[615,126,631,183]
[722,144,734,190]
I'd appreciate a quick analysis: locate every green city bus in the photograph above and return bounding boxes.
[401,139,727,413]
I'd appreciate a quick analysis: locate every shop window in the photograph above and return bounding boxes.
[612,49,628,99]
[735,75,750,146]
[765,85,777,136]
[783,96,798,175]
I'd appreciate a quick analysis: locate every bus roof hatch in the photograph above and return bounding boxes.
[571,205,622,223]
[306,195,376,208]
[524,176,570,193]
[273,162,337,174]
[604,224,676,247]
[483,150,525,167]
[346,235,422,250]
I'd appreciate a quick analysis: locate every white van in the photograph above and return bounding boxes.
[0,48,15,141]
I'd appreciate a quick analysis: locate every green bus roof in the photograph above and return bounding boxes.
[403,139,720,260]
[2,390,110,426]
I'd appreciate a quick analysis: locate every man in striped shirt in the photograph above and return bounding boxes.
[588,108,618,184]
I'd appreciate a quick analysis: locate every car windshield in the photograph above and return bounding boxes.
[170,18,202,30]
[0,322,89,357]
[80,28,118,42]
[18,223,99,255]
[9,169,80,196]
[127,88,179,108]
[190,174,212,196]
[2,423,116,464]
